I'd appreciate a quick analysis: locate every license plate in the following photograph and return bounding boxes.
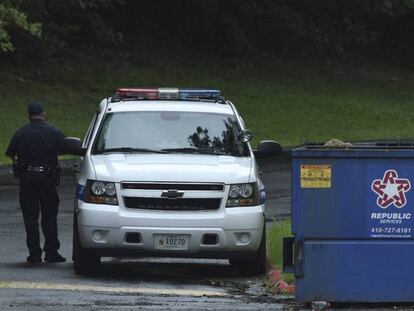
[154,234,190,250]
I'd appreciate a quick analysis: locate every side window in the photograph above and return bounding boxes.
[83,114,98,148]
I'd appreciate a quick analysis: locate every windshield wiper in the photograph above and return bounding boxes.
[161,147,228,155]
[98,147,169,154]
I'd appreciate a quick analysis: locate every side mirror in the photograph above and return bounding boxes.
[254,140,282,158]
[62,137,86,156]
[240,129,253,143]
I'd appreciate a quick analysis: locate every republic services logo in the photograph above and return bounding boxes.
[371,170,411,209]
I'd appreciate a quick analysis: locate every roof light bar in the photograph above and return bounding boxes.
[115,88,222,101]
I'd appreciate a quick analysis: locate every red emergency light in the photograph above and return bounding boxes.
[116,88,158,99]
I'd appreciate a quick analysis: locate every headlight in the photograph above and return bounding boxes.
[85,180,118,205]
[229,185,241,198]
[91,181,106,195]
[239,184,253,198]
[226,183,259,207]
[105,182,116,196]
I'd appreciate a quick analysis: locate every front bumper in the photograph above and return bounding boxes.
[76,201,264,259]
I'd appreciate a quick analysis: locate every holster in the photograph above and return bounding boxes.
[12,160,20,178]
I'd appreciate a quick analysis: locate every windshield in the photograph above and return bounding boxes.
[93,111,249,157]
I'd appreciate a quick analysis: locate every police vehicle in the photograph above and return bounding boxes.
[63,88,281,275]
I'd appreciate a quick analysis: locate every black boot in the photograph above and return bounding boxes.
[27,255,42,263]
[44,252,66,263]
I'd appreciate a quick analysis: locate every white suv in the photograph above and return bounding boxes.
[63,88,281,275]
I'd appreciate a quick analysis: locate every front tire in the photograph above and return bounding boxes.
[72,214,101,275]
[230,225,267,276]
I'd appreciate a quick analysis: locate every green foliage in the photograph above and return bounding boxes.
[39,0,124,52]
[2,0,414,60]
[0,2,41,52]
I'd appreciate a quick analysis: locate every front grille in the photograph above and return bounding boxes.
[121,183,224,191]
[123,197,221,211]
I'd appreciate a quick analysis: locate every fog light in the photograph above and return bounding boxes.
[240,233,250,243]
[92,230,102,241]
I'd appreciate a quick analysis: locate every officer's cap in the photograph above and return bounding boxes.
[28,101,44,115]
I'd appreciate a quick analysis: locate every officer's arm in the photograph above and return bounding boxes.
[5,132,19,159]
[56,128,66,155]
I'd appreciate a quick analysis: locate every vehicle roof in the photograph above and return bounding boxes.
[106,99,235,115]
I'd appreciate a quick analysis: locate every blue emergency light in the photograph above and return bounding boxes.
[116,88,221,101]
[179,89,221,100]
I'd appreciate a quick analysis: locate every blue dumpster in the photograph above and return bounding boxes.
[284,144,414,304]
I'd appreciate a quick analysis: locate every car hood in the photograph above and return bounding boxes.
[90,153,253,184]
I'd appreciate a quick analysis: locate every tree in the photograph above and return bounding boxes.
[0,2,41,52]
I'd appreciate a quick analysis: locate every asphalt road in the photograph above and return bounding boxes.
[0,157,292,311]
[259,154,291,221]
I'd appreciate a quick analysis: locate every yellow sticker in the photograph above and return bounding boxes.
[300,165,331,188]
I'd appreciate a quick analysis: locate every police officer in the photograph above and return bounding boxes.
[6,102,66,263]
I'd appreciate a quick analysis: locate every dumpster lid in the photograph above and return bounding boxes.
[293,140,414,158]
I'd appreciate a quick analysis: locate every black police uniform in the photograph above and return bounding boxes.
[6,103,65,263]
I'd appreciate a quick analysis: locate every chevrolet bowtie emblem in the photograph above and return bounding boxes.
[161,190,184,199]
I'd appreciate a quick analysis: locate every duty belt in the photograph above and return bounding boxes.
[25,165,52,173]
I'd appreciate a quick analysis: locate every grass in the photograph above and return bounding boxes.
[267,219,294,284]
[1,54,414,163]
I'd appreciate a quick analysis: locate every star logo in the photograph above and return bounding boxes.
[371,170,411,209]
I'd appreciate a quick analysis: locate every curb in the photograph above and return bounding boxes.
[265,257,295,295]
